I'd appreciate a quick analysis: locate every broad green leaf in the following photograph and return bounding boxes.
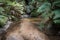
[54,20,60,23]
[37,2,51,13]
[53,9,60,23]
[53,9,60,19]
[31,2,51,17]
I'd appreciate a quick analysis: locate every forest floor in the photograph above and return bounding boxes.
[29,18,60,40]
[0,18,60,40]
[49,36,60,40]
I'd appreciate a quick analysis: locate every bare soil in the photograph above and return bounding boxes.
[0,18,60,40]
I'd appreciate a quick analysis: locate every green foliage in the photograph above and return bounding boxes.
[53,1,60,7]
[36,0,60,35]
[30,9,40,17]
[54,20,60,23]
[37,2,51,13]
[13,2,25,14]
[30,2,51,17]
[0,15,8,27]
[0,0,6,2]
[6,1,25,14]
[53,9,60,23]
[0,7,5,14]
[0,0,25,27]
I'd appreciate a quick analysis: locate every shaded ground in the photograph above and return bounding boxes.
[0,18,60,40]
[26,18,60,40]
[48,36,60,40]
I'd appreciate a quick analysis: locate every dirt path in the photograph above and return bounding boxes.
[1,18,49,40]
[0,18,60,40]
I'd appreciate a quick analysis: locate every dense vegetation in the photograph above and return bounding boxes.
[0,0,60,35]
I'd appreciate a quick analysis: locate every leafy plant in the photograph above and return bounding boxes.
[53,9,60,23]
[0,15,8,27]
[0,7,5,14]
[37,2,51,13]
[30,2,51,17]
